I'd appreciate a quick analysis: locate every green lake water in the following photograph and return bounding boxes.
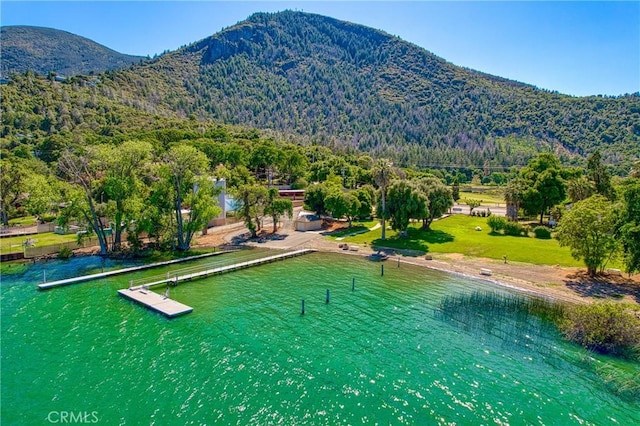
[1,250,639,425]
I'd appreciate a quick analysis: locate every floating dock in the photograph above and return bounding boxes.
[119,249,316,318]
[38,251,229,290]
[117,288,193,318]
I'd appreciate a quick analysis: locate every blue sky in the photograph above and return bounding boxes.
[1,1,638,97]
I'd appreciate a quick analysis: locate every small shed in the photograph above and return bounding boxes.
[295,211,323,231]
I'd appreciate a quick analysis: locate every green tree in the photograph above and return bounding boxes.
[556,195,619,277]
[57,148,111,255]
[279,144,308,185]
[101,140,153,251]
[304,182,341,215]
[264,188,293,233]
[587,151,614,200]
[373,158,395,240]
[520,153,566,224]
[343,192,363,228]
[235,184,269,238]
[324,188,350,223]
[162,145,220,250]
[451,177,460,202]
[249,139,280,180]
[354,186,374,219]
[22,172,60,219]
[383,180,428,237]
[224,142,250,168]
[213,163,253,190]
[504,177,526,221]
[0,159,29,225]
[630,161,640,179]
[463,198,482,215]
[416,176,454,230]
[618,180,640,274]
[566,176,596,203]
[138,172,174,249]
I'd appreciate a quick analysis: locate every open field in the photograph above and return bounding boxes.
[459,187,505,205]
[0,232,78,255]
[333,215,584,267]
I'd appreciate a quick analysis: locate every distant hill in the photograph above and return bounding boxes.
[1,13,638,170]
[99,11,639,168]
[0,26,145,77]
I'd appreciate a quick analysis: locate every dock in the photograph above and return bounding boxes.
[117,288,193,318]
[127,249,316,290]
[119,249,316,318]
[38,251,229,290]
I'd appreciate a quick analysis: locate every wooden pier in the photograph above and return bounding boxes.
[119,249,316,318]
[38,251,229,290]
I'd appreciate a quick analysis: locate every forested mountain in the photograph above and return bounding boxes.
[1,12,639,171]
[96,11,639,169]
[0,26,145,78]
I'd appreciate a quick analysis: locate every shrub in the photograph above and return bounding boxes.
[291,177,308,190]
[487,216,507,233]
[503,221,525,237]
[58,246,73,259]
[533,226,552,239]
[38,213,57,223]
[127,232,144,253]
[561,302,640,359]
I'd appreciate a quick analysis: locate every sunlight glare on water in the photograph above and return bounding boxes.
[1,251,638,424]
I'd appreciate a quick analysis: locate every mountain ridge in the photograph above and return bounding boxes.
[100,11,636,165]
[0,25,145,77]
[2,11,638,169]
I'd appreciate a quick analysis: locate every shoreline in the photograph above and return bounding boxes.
[305,238,592,304]
[247,232,640,306]
[62,225,639,306]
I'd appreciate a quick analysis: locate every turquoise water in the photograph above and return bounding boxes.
[1,251,639,425]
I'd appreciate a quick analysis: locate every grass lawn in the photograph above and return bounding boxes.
[326,219,378,238]
[335,214,584,267]
[7,216,37,226]
[459,192,505,206]
[0,232,78,255]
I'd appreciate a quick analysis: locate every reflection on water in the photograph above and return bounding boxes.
[1,251,639,424]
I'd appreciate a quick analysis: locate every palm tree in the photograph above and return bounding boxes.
[504,177,526,221]
[373,159,394,240]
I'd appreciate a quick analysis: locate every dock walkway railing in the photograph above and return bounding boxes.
[129,249,316,290]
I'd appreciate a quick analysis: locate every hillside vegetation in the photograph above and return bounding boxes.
[2,12,639,171]
[94,11,640,170]
[0,26,145,78]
